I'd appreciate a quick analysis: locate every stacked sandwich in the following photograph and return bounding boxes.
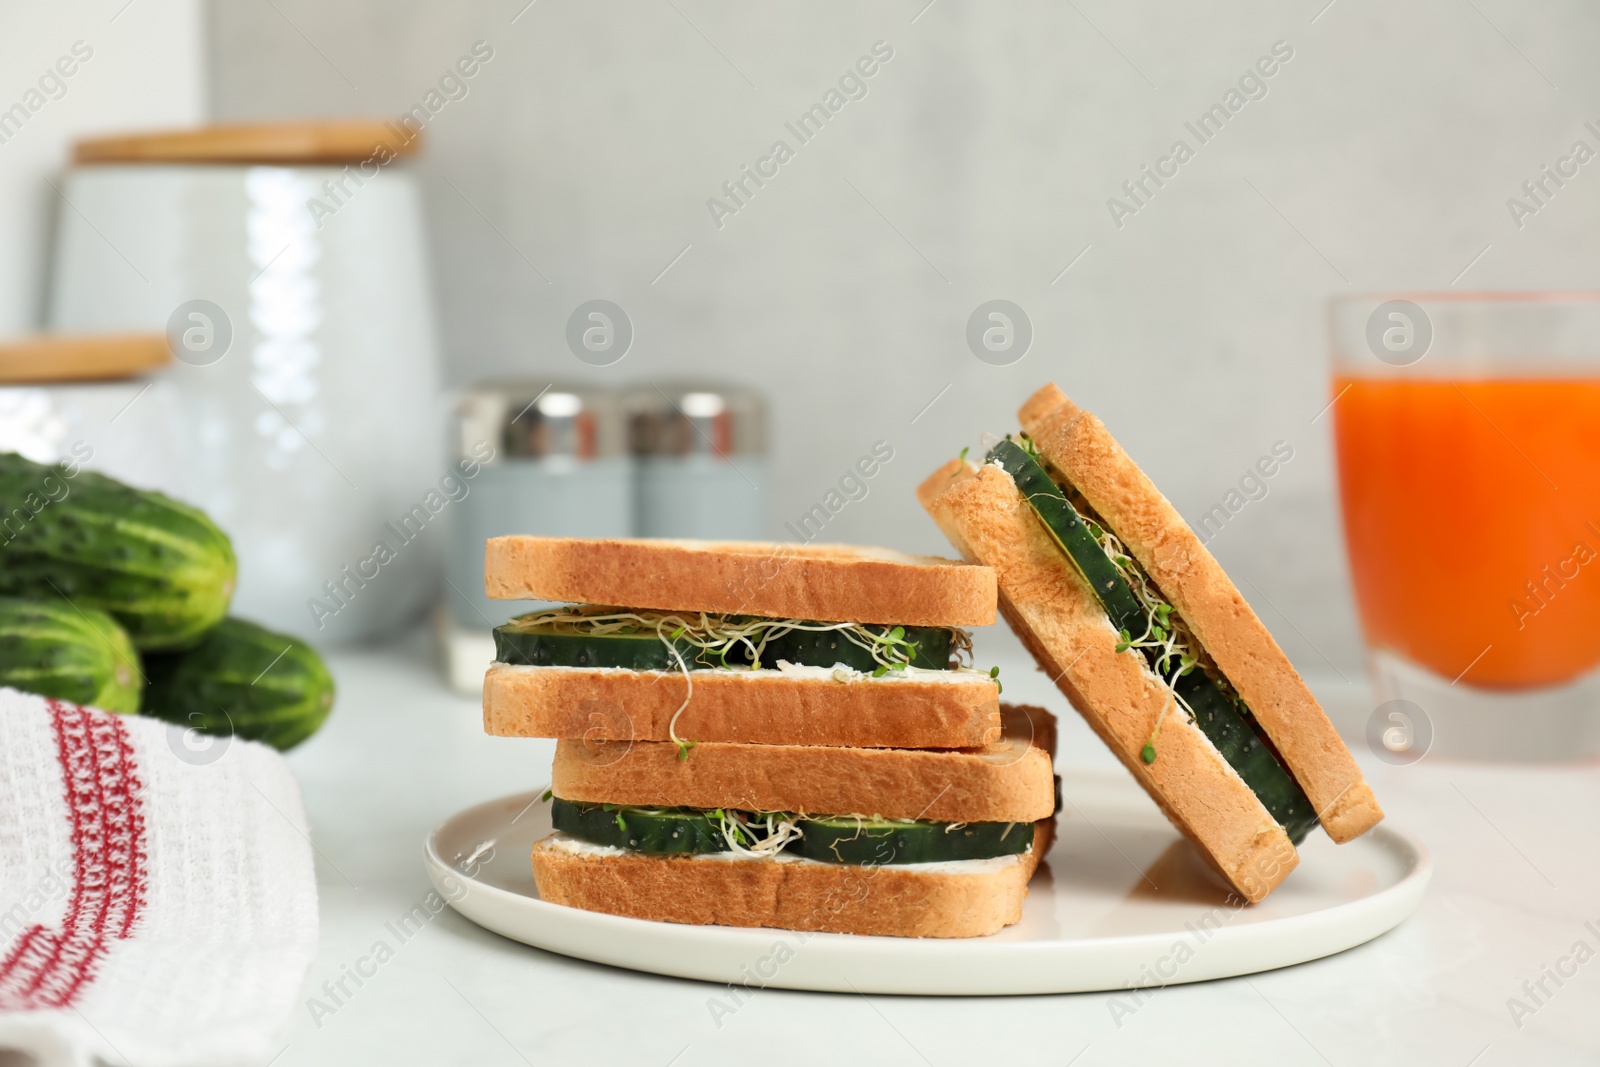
[919,384,1383,901]
[481,537,1059,938]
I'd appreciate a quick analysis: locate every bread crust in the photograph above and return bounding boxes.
[1018,384,1382,843]
[917,458,1295,902]
[483,537,996,627]
[484,664,1002,748]
[550,704,1056,824]
[530,822,1048,938]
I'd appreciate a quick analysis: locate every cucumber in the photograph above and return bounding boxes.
[792,816,1033,865]
[143,617,334,751]
[496,616,953,672]
[989,439,1317,844]
[552,799,730,854]
[761,626,952,672]
[549,798,1033,864]
[0,454,236,650]
[990,440,1145,635]
[496,623,687,671]
[1169,662,1316,841]
[0,597,141,714]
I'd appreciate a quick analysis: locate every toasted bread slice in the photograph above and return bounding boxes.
[550,705,1056,824]
[483,536,996,627]
[1018,384,1381,843]
[484,663,1002,748]
[918,459,1296,902]
[531,821,1049,938]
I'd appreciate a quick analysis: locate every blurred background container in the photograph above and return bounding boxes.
[44,121,443,645]
[444,382,631,635]
[0,335,184,492]
[627,384,766,540]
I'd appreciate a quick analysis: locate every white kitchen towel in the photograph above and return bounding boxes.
[0,687,318,1067]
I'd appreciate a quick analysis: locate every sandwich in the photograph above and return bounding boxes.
[481,536,1059,937]
[917,384,1382,902]
[482,537,1004,751]
[533,703,1056,938]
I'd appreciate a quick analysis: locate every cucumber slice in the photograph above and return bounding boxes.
[550,799,1034,864]
[759,626,952,672]
[495,616,953,672]
[989,439,1317,844]
[495,623,686,670]
[989,440,1146,636]
[552,799,730,854]
[792,816,1033,865]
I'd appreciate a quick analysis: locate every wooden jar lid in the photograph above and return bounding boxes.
[74,120,422,165]
[0,334,170,383]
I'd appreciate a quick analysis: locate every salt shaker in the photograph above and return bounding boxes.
[625,385,766,540]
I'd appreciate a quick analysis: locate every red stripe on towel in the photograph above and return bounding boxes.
[0,699,148,1009]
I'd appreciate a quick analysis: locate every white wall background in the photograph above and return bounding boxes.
[206,0,1600,676]
[0,0,204,336]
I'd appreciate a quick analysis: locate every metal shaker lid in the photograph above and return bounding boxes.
[625,384,766,458]
[456,383,625,462]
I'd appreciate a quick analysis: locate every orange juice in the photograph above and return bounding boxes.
[1333,378,1600,689]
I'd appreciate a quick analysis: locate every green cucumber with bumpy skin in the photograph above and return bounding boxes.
[495,617,953,672]
[143,617,334,750]
[0,597,142,714]
[0,454,236,650]
[989,439,1317,844]
[792,816,1032,865]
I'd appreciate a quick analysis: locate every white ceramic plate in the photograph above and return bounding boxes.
[423,772,1430,995]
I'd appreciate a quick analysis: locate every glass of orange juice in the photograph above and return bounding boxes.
[1331,293,1600,761]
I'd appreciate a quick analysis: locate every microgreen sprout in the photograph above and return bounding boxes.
[711,808,804,858]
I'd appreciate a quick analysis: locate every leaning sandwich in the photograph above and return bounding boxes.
[482,536,1058,937]
[918,384,1382,902]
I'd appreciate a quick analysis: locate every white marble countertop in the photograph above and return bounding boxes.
[270,629,1600,1067]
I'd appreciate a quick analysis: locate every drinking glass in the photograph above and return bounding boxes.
[1330,293,1600,761]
